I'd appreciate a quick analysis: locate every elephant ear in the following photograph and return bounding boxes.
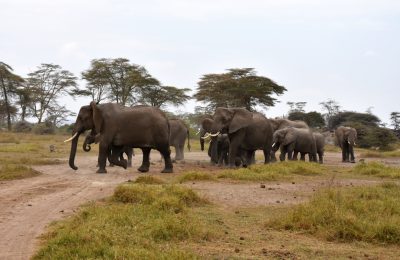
[282,129,296,146]
[91,101,103,134]
[228,108,252,134]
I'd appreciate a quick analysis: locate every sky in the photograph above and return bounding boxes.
[1,0,400,125]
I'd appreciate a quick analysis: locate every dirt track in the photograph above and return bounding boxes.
[0,151,391,259]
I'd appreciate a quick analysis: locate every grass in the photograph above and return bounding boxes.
[34,184,214,259]
[178,171,217,183]
[133,176,165,184]
[217,161,324,181]
[352,161,400,178]
[0,164,40,180]
[360,150,400,158]
[267,183,400,244]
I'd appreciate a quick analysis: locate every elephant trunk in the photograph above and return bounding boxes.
[68,131,81,170]
[82,135,92,152]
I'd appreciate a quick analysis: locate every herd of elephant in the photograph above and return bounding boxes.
[64,102,357,174]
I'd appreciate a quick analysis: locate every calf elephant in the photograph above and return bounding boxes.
[270,118,309,161]
[83,130,134,167]
[335,126,357,163]
[272,127,317,162]
[65,102,173,173]
[293,132,325,163]
[210,108,273,167]
[169,118,191,161]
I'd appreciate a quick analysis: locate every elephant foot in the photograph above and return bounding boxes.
[161,168,173,173]
[109,164,115,167]
[350,160,356,163]
[138,165,149,173]
[172,159,177,163]
[96,168,107,174]
[121,159,128,169]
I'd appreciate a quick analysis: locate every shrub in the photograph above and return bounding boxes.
[12,121,33,133]
[33,122,55,135]
[267,183,400,244]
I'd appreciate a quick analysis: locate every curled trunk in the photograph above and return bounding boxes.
[83,136,91,152]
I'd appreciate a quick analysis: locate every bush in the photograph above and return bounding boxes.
[13,121,33,133]
[33,122,55,135]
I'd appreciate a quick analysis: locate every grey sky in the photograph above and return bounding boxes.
[1,0,399,124]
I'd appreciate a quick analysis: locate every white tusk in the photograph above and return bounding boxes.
[209,131,220,137]
[196,129,201,135]
[201,133,211,139]
[64,132,78,143]
[272,142,276,147]
[348,141,351,144]
[354,142,356,146]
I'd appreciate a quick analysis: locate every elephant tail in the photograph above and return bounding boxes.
[187,128,191,151]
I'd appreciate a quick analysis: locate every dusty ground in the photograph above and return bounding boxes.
[0,150,396,259]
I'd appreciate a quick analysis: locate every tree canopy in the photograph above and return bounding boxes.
[193,68,286,111]
[288,111,325,128]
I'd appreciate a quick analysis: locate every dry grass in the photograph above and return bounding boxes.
[352,161,400,178]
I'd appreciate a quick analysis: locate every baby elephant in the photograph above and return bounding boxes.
[293,132,325,163]
[272,127,317,162]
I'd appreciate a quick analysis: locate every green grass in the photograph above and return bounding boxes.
[178,171,217,183]
[133,176,165,184]
[352,161,400,178]
[217,161,324,181]
[360,150,400,158]
[34,184,214,259]
[0,164,40,180]
[267,183,400,244]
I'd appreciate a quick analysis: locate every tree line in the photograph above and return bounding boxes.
[0,59,399,149]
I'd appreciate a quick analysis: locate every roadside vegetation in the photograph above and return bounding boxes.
[267,183,400,244]
[352,161,400,179]
[34,183,215,259]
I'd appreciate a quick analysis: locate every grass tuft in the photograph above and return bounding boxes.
[267,183,400,244]
[360,150,400,158]
[133,176,164,184]
[178,171,217,183]
[34,185,214,259]
[0,164,40,180]
[218,161,324,181]
[352,161,400,179]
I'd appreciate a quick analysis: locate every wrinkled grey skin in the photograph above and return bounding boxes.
[199,117,219,164]
[335,126,357,163]
[216,133,229,166]
[68,102,173,174]
[293,132,325,163]
[83,130,134,167]
[272,127,317,162]
[169,118,190,161]
[270,119,309,161]
[210,108,273,167]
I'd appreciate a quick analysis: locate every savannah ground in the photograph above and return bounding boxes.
[0,133,400,259]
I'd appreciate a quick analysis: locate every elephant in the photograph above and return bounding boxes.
[83,130,134,167]
[210,107,273,167]
[335,126,357,163]
[293,132,325,163]
[169,118,191,161]
[272,127,317,162]
[65,102,173,174]
[270,118,309,161]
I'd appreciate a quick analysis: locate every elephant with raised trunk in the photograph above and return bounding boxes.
[65,102,173,173]
[169,118,191,161]
[209,108,273,167]
[335,126,357,163]
[272,127,317,162]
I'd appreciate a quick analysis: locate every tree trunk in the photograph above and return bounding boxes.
[0,78,12,131]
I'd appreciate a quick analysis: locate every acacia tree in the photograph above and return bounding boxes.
[320,99,341,130]
[194,68,286,111]
[27,63,78,123]
[138,84,191,108]
[0,62,24,130]
[287,101,307,113]
[390,112,400,131]
[81,58,154,106]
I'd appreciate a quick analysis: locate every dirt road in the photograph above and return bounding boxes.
[0,151,386,259]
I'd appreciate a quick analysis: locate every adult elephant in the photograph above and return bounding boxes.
[335,126,357,163]
[270,118,309,161]
[199,117,219,164]
[210,107,273,167]
[169,118,191,161]
[272,127,317,162]
[293,132,325,163]
[82,130,134,167]
[65,102,173,173]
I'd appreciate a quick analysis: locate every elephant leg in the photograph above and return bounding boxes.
[138,148,151,173]
[287,150,294,160]
[228,133,244,168]
[318,152,323,164]
[126,147,133,167]
[158,145,173,173]
[110,146,127,169]
[263,149,271,164]
[349,146,355,163]
[279,150,286,161]
[97,143,108,174]
[270,151,277,162]
[300,153,306,161]
[341,145,348,162]
[293,151,299,161]
[175,144,184,161]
